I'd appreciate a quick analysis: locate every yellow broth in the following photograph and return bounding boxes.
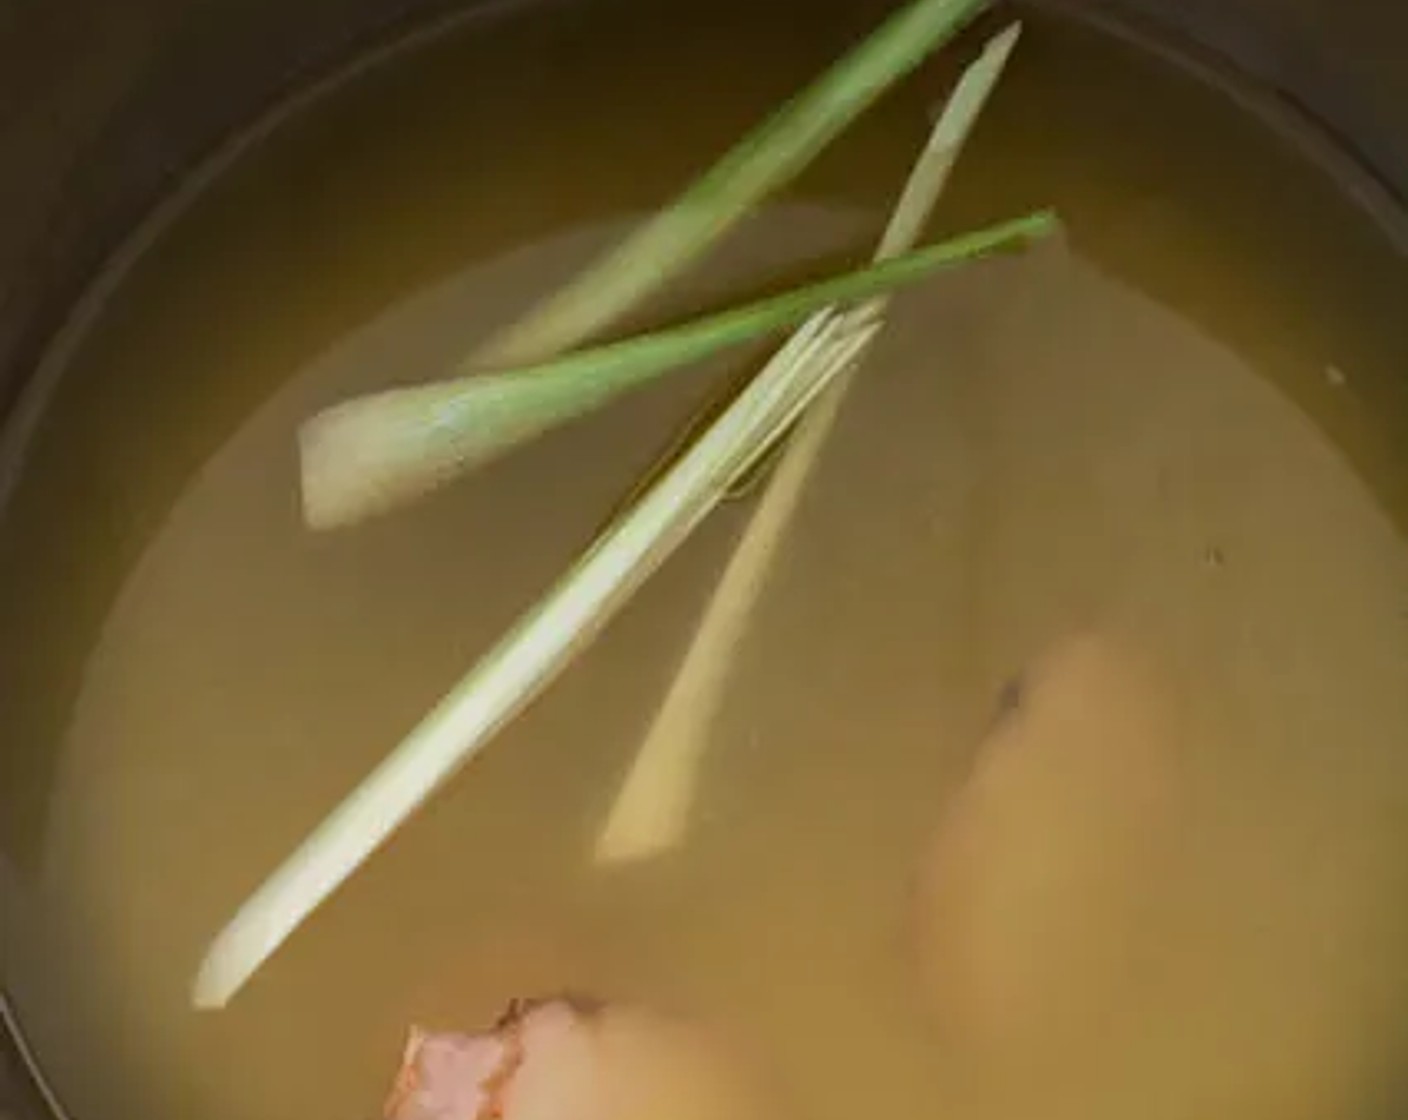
[1,4,1407,1120]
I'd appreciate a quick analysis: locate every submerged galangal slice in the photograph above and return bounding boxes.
[384,997,770,1120]
[913,634,1188,1082]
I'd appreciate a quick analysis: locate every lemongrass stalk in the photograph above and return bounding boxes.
[193,310,879,1012]
[300,0,992,529]
[300,212,1054,529]
[594,24,1023,866]
[196,206,1056,1010]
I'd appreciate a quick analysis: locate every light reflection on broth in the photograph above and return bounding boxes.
[2,5,1408,1120]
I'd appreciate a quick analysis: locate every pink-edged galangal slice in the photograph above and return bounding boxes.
[384,998,770,1120]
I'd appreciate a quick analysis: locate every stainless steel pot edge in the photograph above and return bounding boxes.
[1040,0,1408,251]
[0,995,71,1120]
[0,0,563,523]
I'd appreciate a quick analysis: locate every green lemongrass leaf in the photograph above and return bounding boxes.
[594,23,1025,867]
[300,210,1056,529]
[299,0,991,531]
[477,0,990,369]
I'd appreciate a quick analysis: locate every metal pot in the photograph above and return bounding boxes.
[1,0,1404,1116]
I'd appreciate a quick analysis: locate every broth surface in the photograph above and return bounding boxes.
[2,4,1408,1120]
